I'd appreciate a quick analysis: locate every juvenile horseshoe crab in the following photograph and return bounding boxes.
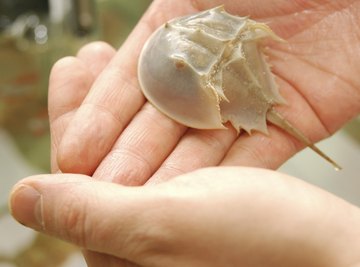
[138,6,341,169]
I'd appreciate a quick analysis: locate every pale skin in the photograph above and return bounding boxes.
[8,0,360,266]
[9,168,360,267]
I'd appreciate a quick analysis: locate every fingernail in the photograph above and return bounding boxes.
[9,184,44,230]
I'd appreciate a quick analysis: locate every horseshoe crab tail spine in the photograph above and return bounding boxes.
[267,108,342,170]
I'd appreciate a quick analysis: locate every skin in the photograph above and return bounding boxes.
[9,168,360,267]
[8,0,360,266]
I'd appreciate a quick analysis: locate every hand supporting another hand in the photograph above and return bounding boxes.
[8,0,360,266]
[9,167,360,267]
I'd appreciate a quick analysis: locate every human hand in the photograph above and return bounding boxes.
[50,0,360,185]
[9,167,360,267]
[39,2,360,266]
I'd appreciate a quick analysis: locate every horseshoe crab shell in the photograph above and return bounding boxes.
[138,6,285,133]
[138,6,341,169]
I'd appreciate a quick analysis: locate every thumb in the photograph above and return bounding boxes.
[8,174,162,261]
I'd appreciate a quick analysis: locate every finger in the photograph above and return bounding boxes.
[147,126,237,184]
[49,42,116,128]
[76,42,116,77]
[93,103,187,185]
[49,57,94,172]
[8,174,162,263]
[49,42,116,172]
[57,0,200,175]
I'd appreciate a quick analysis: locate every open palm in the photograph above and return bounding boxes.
[49,0,360,183]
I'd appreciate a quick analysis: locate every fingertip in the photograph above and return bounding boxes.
[9,175,48,230]
[57,139,96,175]
[76,41,117,76]
[77,41,116,58]
[57,101,121,176]
[49,56,85,84]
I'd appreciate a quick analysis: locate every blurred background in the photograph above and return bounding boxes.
[0,0,359,266]
[0,0,151,266]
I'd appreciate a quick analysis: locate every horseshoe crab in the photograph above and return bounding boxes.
[138,6,341,170]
